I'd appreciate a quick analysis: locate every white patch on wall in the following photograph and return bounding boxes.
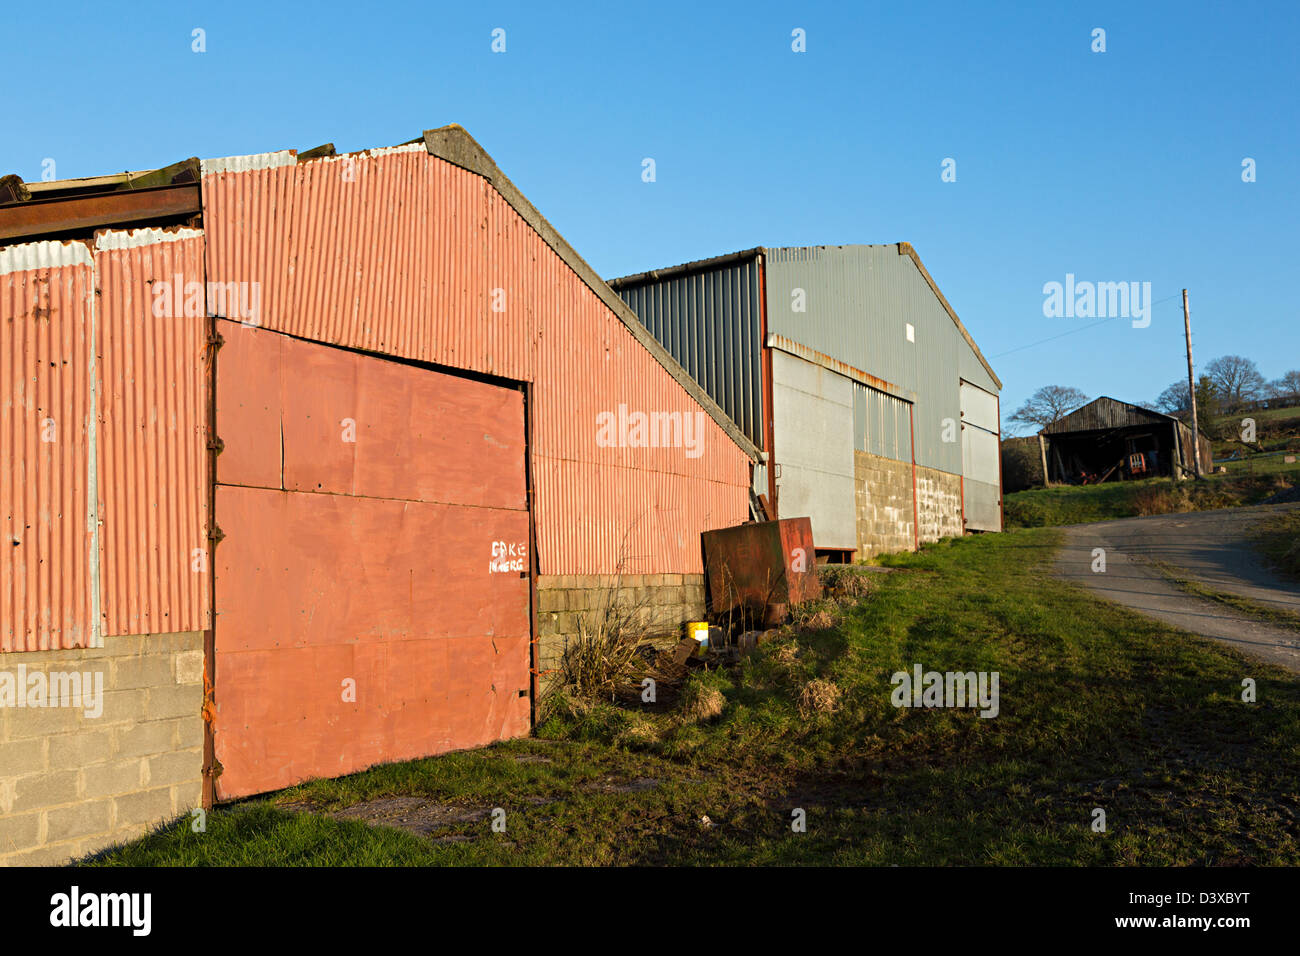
[905,323,915,343]
[94,227,204,252]
[200,150,295,177]
[0,239,92,276]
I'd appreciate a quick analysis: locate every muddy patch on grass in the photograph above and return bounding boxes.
[279,795,550,842]
[581,776,660,794]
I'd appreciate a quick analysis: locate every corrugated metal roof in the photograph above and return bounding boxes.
[1041,396,1177,434]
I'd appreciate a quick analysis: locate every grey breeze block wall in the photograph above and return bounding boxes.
[916,465,963,542]
[536,574,706,686]
[854,451,915,557]
[853,455,964,558]
[0,631,204,866]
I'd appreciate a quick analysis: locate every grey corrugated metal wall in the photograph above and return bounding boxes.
[853,383,911,462]
[771,349,856,550]
[614,257,764,448]
[765,245,998,475]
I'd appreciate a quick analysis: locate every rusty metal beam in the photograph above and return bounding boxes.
[0,184,201,243]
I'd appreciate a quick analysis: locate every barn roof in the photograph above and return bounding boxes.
[1041,396,1180,435]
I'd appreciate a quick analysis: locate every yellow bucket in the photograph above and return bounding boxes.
[686,621,710,656]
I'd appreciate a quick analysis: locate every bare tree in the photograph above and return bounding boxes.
[1008,385,1090,432]
[1268,369,1300,406]
[1205,355,1265,411]
[1155,379,1190,416]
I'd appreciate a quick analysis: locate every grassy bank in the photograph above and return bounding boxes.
[86,530,1300,866]
[1004,469,1295,529]
[1254,509,1300,581]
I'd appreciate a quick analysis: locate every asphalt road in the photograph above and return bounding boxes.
[1056,503,1300,674]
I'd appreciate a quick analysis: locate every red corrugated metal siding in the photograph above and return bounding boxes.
[94,232,210,636]
[213,322,531,798]
[202,147,749,575]
[0,245,95,651]
[199,159,295,341]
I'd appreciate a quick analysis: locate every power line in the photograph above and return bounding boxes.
[989,292,1185,360]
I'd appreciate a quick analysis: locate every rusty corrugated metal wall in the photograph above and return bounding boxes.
[201,144,750,575]
[94,229,210,636]
[1,242,96,651]
[0,230,210,653]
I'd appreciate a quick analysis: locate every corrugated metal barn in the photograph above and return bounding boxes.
[1039,396,1213,483]
[609,244,1003,559]
[0,125,757,864]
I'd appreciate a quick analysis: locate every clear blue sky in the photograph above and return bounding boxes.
[4,1,1296,431]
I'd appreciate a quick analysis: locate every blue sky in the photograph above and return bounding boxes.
[3,1,1296,431]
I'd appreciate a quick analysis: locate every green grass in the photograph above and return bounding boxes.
[1210,405,1300,460]
[85,531,1300,866]
[1214,405,1300,425]
[1004,469,1295,529]
[1254,509,1300,581]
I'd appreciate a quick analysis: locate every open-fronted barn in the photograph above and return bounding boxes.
[0,126,757,864]
[1039,396,1212,483]
[609,244,1004,560]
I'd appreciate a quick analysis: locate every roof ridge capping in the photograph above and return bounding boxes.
[896,242,1002,391]
[421,124,761,461]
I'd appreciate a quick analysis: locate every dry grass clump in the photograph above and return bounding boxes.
[676,679,726,723]
[772,641,800,665]
[797,679,842,718]
[557,605,650,700]
[802,608,840,630]
[615,715,664,748]
[818,566,875,600]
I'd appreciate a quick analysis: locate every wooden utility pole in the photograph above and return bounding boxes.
[1183,288,1202,478]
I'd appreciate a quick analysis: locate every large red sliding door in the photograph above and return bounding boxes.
[213,321,531,799]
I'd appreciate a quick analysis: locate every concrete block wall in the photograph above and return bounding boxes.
[0,632,204,866]
[916,465,963,542]
[854,450,916,558]
[536,574,706,686]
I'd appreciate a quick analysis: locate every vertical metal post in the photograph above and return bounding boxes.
[1183,289,1202,478]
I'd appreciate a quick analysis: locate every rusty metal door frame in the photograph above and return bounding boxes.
[201,310,220,809]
